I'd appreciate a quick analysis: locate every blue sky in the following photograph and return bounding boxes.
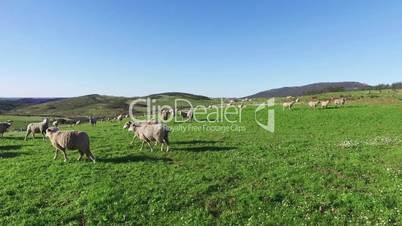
[1,0,401,97]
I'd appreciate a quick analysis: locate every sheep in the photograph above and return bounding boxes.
[45,128,95,163]
[128,122,170,152]
[116,114,124,121]
[0,122,12,137]
[75,120,81,126]
[283,101,296,110]
[52,120,59,127]
[238,103,244,108]
[334,98,346,107]
[25,118,49,140]
[170,108,177,117]
[88,116,97,126]
[320,100,331,108]
[123,120,158,130]
[160,109,171,121]
[180,109,194,121]
[308,100,320,109]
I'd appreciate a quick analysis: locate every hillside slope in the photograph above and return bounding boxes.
[247,82,369,98]
[5,93,211,117]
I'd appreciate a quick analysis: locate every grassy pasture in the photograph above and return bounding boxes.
[0,102,402,225]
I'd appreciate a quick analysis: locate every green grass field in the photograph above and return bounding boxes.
[1,102,402,225]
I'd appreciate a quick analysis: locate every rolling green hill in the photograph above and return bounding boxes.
[4,93,212,117]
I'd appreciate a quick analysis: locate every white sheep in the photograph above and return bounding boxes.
[75,120,81,125]
[116,114,124,121]
[45,128,95,163]
[308,100,320,109]
[320,100,331,108]
[160,109,171,121]
[334,98,346,107]
[282,101,295,110]
[52,120,59,127]
[88,116,97,126]
[0,122,12,137]
[25,118,49,140]
[181,109,194,121]
[123,120,158,130]
[128,122,170,152]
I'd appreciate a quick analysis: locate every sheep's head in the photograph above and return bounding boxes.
[123,121,132,129]
[45,127,59,137]
[43,118,49,123]
[128,123,137,132]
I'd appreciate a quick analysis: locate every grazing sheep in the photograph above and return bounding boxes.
[320,100,331,108]
[128,123,170,152]
[45,128,95,163]
[0,122,12,137]
[283,101,296,110]
[308,100,320,109]
[52,120,59,127]
[75,120,81,126]
[160,109,171,121]
[334,98,346,107]
[25,118,49,140]
[88,116,97,126]
[170,108,177,117]
[180,109,194,121]
[123,120,158,130]
[116,114,124,121]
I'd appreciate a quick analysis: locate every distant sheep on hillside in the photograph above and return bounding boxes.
[320,100,331,108]
[308,100,320,109]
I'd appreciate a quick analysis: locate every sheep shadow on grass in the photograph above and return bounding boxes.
[0,144,26,151]
[97,154,174,164]
[174,146,237,152]
[2,136,26,141]
[172,140,222,145]
[0,152,27,158]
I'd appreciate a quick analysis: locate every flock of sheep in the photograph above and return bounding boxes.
[0,109,187,163]
[0,96,347,163]
[283,97,346,110]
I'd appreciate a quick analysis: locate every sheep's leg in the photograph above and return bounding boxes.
[42,132,46,140]
[160,143,164,152]
[61,150,68,162]
[130,135,136,145]
[146,142,153,152]
[53,149,59,160]
[164,139,170,152]
[24,131,30,141]
[85,151,96,163]
[77,151,83,161]
[32,132,35,139]
[140,141,145,151]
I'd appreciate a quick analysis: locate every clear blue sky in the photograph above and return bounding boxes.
[1,0,401,97]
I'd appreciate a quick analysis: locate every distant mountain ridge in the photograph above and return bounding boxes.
[246,82,369,98]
